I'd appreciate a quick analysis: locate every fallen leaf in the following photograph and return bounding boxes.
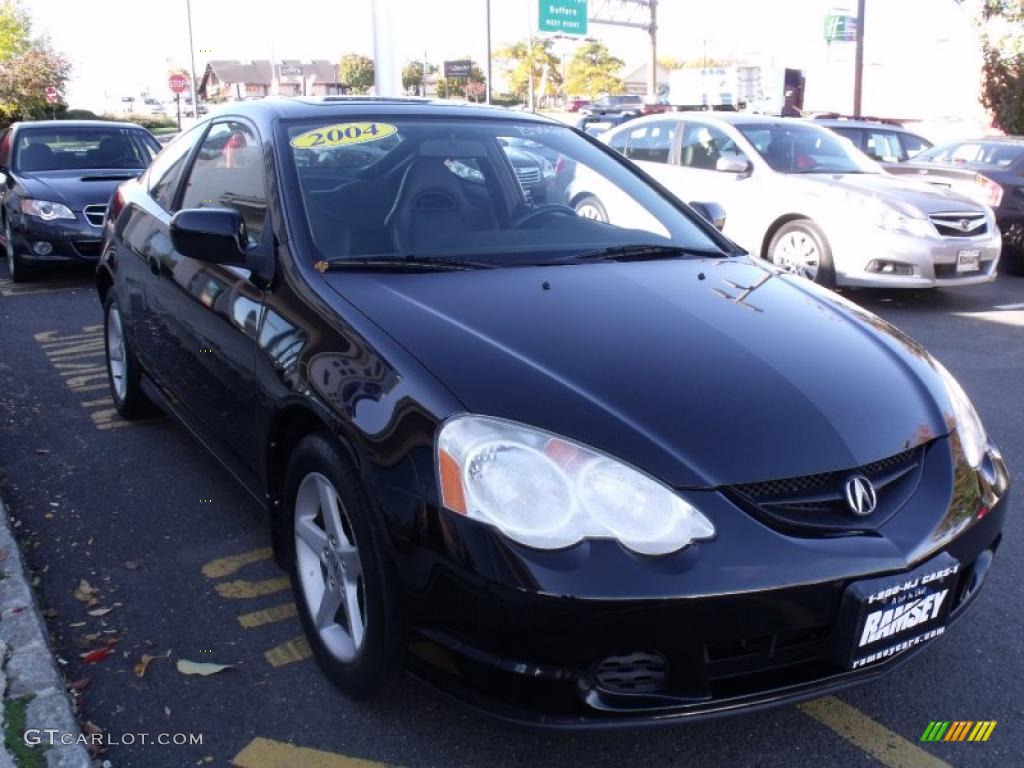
[82,721,103,736]
[134,654,165,679]
[0,548,7,561]
[164,706,171,717]
[87,607,113,617]
[48,502,59,508]
[73,580,98,603]
[123,560,140,570]
[69,621,86,628]
[42,608,58,618]
[44,512,54,519]
[176,659,232,676]
[68,678,90,692]
[80,647,114,663]
[34,448,50,455]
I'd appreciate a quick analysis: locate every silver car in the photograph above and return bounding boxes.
[590,112,1001,288]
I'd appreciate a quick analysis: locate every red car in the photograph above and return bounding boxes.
[567,97,591,113]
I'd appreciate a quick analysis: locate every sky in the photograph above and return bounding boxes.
[24,0,986,121]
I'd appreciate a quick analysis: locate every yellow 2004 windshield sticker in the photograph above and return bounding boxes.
[290,122,397,149]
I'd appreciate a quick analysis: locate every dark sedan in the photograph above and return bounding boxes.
[96,97,1008,728]
[885,137,1024,274]
[0,120,160,281]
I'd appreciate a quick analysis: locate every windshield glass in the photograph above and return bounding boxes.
[916,141,1024,170]
[737,123,879,174]
[14,127,160,172]
[283,117,723,265]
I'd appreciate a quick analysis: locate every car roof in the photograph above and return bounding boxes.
[13,120,150,131]
[204,96,559,126]
[618,111,828,128]
[812,118,913,131]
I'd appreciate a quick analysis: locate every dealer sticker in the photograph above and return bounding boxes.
[290,122,397,149]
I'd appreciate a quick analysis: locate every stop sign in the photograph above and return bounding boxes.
[168,74,189,94]
[44,86,58,104]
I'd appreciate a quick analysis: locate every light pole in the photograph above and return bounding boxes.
[485,0,492,104]
[853,0,866,116]
[185,0,200,113]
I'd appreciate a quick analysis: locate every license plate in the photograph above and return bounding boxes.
[956,249,981,272]
[833,553,960,670]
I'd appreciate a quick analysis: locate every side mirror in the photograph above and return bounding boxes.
[690,201,726,231]
[170,208,248,265]
[715,155,750,174]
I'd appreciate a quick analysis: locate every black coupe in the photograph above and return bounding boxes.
[96,97,1009,728]
[1,120,160,281]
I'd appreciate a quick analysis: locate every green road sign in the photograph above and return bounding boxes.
[539,0,588,35]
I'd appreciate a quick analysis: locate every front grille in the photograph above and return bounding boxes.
[84,204,107,227]
[592,652,667,693]
[514,166,542,187]
[929,211,988,238]
[728,446,924,534]
[72,241,102,258]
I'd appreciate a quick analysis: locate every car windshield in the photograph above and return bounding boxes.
[14,127,160,172]
[737,123,879,174]
[283,117,723,265]
[916,141,1024,170]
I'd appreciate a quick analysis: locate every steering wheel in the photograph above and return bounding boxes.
[512,204,578,229]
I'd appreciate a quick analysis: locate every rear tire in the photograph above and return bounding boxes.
[103,294,155,419]
[574,194,608,223]
[283,433,404,702]
[1002,222,1024,276]
[767,219,836,289]
[4,217,32,283]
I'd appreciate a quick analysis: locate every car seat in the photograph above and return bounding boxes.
[18,143,56,171]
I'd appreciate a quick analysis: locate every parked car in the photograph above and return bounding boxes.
[566,96,591,112]
[591,112,1001,288]
[142,97,167,115]
[884,137,1024,274]
[573,112,636,138]
[96,98,1007,727]
[582,94,644,117]
[0,120,161,281]
[813,116,933,167]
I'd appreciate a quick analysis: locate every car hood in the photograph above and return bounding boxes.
[17,169,141,211]
[326,257,952,489]
[794,172,986,217]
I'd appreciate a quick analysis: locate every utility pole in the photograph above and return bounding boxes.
[853,0,865,116]
[648,0,657,98]
[485,0,492,104]
[185,0,200,114]
[527,0,535,112]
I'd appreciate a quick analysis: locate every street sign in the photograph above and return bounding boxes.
[44,86,58,104]
[280,64,303,77]
[824,12,858,42]
[443,60,472,79]
[538,0,587,35]
[168,73,189,94]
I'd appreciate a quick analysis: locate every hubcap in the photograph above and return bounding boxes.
[106,306,127,401]
[294,472,366,662]
[576,203,605,222]
[772,230,820,281]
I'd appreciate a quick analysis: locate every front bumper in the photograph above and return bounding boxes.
[10,210,103,263]
[390,441,1008,728]
[831,225,1001,288]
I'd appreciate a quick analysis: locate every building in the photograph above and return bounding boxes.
[619,63,671,95]
[199,60,343,101]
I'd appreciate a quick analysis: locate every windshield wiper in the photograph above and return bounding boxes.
[566,244,722,263]
[318,254,496,272]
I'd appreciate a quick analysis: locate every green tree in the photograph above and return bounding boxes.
[976,0,1024,134]
[0,42,71,120]
[565,41,624,99]
[0,0,31,61]
[339,53,375,94]
[402,60,437,95]
[436,61,486,101]
[494,38,561,107]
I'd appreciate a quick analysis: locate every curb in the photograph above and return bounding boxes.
[0,495,92,768]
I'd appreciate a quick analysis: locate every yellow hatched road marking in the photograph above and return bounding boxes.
[233,737,388,768]
[215,577,290,599]
[202,547,274,579]
[264,636,312,668]
[238,602,297,629]
[799,697,952,768]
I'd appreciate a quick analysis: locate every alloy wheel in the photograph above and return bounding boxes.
[294,472,366,663]
[106,304,128,401]
[576,203,605,221]
[772,230,820,281]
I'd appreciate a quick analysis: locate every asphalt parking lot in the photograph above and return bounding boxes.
[0,262,1020,768]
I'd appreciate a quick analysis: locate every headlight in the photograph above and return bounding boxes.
[867,199,933,238]
[933,359,988,468]
[20,199,75,221]
[436,415,715,555]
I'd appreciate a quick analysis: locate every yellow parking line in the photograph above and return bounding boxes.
[264,636,311,668]
[215,577,290,599]
[799,697,951,768]
[238,602,297,629]
[232,737,388,768]
[202,547,274,579]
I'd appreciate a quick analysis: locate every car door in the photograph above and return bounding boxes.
[615,119,682,189]
[143,118,268,489]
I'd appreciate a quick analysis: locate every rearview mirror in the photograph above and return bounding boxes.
[716,156,750,174]
[690,201,726,231]
[170,208,248,265]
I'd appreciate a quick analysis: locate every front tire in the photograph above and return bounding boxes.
[103,294,154,418]
[4,217,31,283]
[574,194,608,223]
[284,433,403,701]
[767,219,836,288]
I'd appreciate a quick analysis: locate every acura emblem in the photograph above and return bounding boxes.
[844,475,877,516]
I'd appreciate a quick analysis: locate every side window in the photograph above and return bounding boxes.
[831,127,862,150]
[864,131,903,162]
[0,129,11,167]
[148,123,206,211]
[622,121,678,163]
[679,122,747,171]
[180,121,267,243]
[607,128,629,154]
[900,133,931,159]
